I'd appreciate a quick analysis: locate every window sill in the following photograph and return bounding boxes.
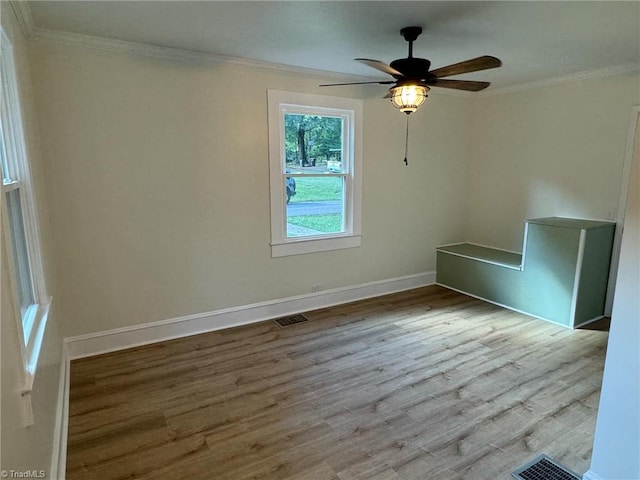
[271,234,361,257]
[23,298,51,390]
[18,298,51,427]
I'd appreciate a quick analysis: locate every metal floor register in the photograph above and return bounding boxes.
[511,454,581,480]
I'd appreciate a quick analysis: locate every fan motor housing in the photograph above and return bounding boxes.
[389,57,431,80]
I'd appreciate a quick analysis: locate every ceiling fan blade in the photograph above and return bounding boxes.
[429,56,502,79]
[319,80,396,87]
[355,58,404,77]
[427,78,491,91]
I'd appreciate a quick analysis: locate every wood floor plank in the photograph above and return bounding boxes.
[66,285,608,480]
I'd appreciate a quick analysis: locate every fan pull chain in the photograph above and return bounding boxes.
[403,114,409,166]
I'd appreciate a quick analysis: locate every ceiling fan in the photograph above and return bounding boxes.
[320,26,502,114]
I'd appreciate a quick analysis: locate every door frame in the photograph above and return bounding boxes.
[605,104,639,315]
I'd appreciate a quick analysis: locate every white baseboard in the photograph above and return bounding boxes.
[573,315,606,329]
[581,469,605,480]
[65,272,436,359]
[50,344,70,480]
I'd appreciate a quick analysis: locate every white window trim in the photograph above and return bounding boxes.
[1,29,51,394]
[267,90,363,257]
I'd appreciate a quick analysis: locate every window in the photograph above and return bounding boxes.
[1,30,50,385]
[268,90,363,257]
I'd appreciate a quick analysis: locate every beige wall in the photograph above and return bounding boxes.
[28,37,640,339]
[29,40,471,336]
[1,6,64,477]
[3,17,638,477]
[467,74,640,251]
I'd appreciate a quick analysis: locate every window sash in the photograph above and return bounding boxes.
[281,110,350,174]
[5,187,36,320]
[285,174,348,238]
[1,61,20,180]
[1,124,12,181]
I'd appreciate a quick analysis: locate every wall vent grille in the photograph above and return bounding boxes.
[273,314,310,327]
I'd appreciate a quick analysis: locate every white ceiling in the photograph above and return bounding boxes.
[27,1,640,90]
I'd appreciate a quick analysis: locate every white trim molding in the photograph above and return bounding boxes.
[581,470,606,480]
[9,1,34,37]
[30,27,376,84]
[605,104,640,315]
[29,26,639,98]
[50,345,70,480]
[28,27,474,98]
[481,63,640,97]
[435,242,523,271]
[65,272,436,359]
[568,229,587,323]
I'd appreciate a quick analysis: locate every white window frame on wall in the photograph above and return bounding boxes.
[267,90,363,257]
[1,29,50,391]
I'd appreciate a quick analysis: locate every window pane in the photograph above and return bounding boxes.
[284,113,345,173]
[0,123,11,182]
[5,189,35,320]
[286,176,345,237]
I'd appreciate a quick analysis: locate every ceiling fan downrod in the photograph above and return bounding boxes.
[400,26,422,58]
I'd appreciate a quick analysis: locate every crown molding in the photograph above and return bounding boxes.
[29,26,638,97]
[481,63,640,96]
[30,27,377,83]
[27,27,473,98]
[9,1,34,37]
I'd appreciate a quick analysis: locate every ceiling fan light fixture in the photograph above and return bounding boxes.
[389,84,429,114]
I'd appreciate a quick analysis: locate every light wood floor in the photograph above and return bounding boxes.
[66,286,608,480]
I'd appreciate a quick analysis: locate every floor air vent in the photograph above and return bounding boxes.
[512,454,581,480]
[273,314,309,327]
